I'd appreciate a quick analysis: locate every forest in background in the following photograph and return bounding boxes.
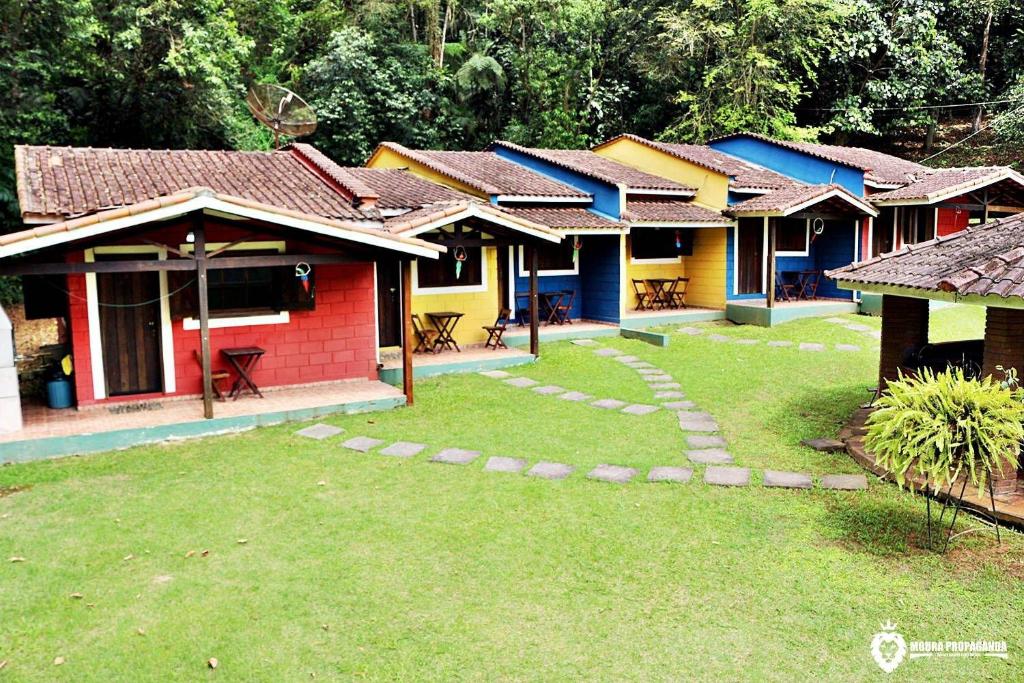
[1,0,1023,235]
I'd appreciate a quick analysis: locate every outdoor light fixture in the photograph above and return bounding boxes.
[186,231,195,244]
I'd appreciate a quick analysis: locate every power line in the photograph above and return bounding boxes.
[801,97,1022,113]
[919,102,1024,163]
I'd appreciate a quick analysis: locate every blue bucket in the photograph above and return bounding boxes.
[46,378,73,409]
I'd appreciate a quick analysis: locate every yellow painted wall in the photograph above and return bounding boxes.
[412,246,501,346]
[623,228,727,310]
[594,138,730,210]
[366,147,488,199]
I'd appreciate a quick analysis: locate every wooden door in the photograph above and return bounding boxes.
[496,246,509,313]
[377,259,402,347]
[736,219,764,294]
[97,270,163,396]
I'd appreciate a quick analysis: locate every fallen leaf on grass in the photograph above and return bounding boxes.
[236,539,248,545]
[137,628,146,636]
[316,481,326,487]
[184,550,196,559]
[9,557,25,563]
[69,593,83,600]
[53,656,65,666]
[123,554,134,561]
[0,660,7,670]
[200,550,210,557]
[207,657,219,669]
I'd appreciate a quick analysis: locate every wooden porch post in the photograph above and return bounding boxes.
[401,259,414,406]
[878,294,929,392]
[766,217,776,309]
[193,214,214,419]
[528,245,539,357]
[981,306,1024,495]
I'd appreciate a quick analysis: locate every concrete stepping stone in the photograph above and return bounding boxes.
[295,423,344,440]
[504,377,538,388]
[650,382,681,390]
[821,474,868,490]
[686,435,727,449]
[678,419,719,433]
[587,464,638,484]
[655,391,686,399]
[801,437,845,453]
[479,370,511,378]
[835,344,861,352]
[592,398,627,410]
[648,466,693,483]
[799,342,825,351]
[636,368,664,375]
[484,456,527,473]
[662,400,696,410]
[708,334,731,342]
[431,448,481,465]
[341,436,384,453]
[622,404,659,416]
[558,391,592,402]
[570,339,598,346]
[526,461,575,480]
[594,348,622,357]
[614,355,641,363]
[767,340,794,347]
[643,374,674,383]
[845,323,872,332]
[678,410,714,421]
[734,339,759,345]
[627,361,655,369]
[677,327,703,335]
[379,441,426,458]
[869,330,882,340]
[764,470,812,489]
[686,448,734,465]
[704,466,750,487]
[824,317,848,324]
[532,385,566,395]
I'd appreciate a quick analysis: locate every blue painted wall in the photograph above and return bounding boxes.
[710,136,865,195]
[491,146,623,219]
[775,220,856,300]
[512,234,620,323]
[725,225,762,300]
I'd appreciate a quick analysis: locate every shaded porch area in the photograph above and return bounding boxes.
[726,297,859,327]
[0,379,405,463]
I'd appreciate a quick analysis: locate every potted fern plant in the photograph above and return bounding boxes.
[865,367,1024,551]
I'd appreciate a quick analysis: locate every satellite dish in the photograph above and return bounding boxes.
[246,84,317,149]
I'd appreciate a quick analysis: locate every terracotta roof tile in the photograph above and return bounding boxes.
[489,141,694,193]
[342,168,472,210]
[869,167,1024,203]
[828,213,1024,300]
[373,143,590,198]
[15,145,369,222]
[727,184,876,217]
[500,206,623,230]
[625,200,729,224]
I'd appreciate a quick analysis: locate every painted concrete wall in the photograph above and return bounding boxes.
[578,234,622,323]
[710,137,865,195]
[492,147,620,218]
[775,221,857,300]
[366,147,488,199]
[937,200,971,237]
[594,138,730,209]
[623,228,727,310]
[412,246,501,345]
[511,246,583,321]
[0,305,20,433]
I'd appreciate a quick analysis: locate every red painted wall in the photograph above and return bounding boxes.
[66,236,379,406]
[937,196,971,237]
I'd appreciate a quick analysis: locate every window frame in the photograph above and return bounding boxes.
[775,218,810,257]
[517,242,579,277]
[629,227,685,264]
[412,245,488,294]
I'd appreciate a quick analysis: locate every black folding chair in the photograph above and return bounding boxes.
[483,308,511,350]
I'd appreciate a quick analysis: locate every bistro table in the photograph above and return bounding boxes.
[221,346,266,400]
[539,291,565,324]
[426,311,464,352]
[795,270,822,300]
[646,278,675,309]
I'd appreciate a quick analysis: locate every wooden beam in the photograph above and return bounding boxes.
[766,217,776,309]
[193,215,214,420]
[0,253,358,276]
[529,245,539,356]
[401,259,414,406]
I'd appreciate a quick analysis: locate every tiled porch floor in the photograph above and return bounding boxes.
[380,345,534,369]
[0,379,404,445]
[502,320,619,344]
[621,306,725,321]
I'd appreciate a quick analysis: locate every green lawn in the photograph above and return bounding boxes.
[0,309,1021,681]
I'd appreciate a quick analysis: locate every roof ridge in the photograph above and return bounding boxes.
[372,142,500,195]
[287,143,379,204]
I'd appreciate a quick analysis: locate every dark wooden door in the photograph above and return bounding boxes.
[97,270,163,396]
[737,220,764,295]
[496,246,509,312]
[377,259,402,347]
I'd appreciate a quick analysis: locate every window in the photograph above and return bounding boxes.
[630,228,692,262]
[900,207,935,245]
[775,218,808,255]
[873,209,896,256]
[207,252,276,315]
[518,241,578,276]
[416,246,483,289]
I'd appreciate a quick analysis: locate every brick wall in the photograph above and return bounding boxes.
[981,307,1024,495]
[878,295,929,390]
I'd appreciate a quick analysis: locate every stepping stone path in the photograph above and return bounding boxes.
[527,462,574,480]
[571,339,598,346]
[622,404,659,416]
[677,327,703,335]
[648,466,693,483]
[342,436,384,452]
[802,437,845,453]
[587,464,637,484]
[686,435,727,448]
[677,411,719,433]
[533,385,566,395]
[505,377,539,388]
[484,456,527,473]
[636,368,664,375]
[735,339,759,345]
[767,340,793,347]
[614,355,641,363]
[650,383,681,390]
[764,470,812,489]
[594,348,622,357]
[821,474,868,490]
[627,361,655,369]
[704,466,750,487]
[663,400,696,410]
[559,391,592,402]
[295,423,344,440]
[379,441,426,458]
[643,374,674,383]
[835,344,860,352]
[708,334,731,342]
[479,370,512,379]
[845,323,872,332]
[655,391,685,399]
[799,343,825,352]
[686,449,734,465]
[592,398,627,410]
[431,448,481,465]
